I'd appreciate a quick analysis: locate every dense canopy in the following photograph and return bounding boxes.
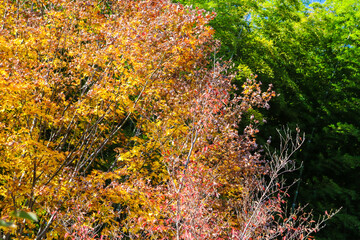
[0,0,350,239]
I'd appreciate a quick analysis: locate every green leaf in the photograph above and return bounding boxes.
[11,211,38,222]
[0,219,16,228]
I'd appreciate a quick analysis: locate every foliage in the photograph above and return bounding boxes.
[0,0,336,239]
[175,0,360,238]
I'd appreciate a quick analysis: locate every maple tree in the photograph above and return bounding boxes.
[0,0,336,239]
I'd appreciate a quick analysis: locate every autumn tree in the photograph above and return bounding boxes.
[0,0,336,239]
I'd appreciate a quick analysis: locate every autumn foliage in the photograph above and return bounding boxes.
[0,0,336,239]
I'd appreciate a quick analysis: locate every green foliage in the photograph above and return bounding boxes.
[11,211,38,223]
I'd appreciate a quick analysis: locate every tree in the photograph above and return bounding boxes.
[175,0,360,238]
[0,0,335,239]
